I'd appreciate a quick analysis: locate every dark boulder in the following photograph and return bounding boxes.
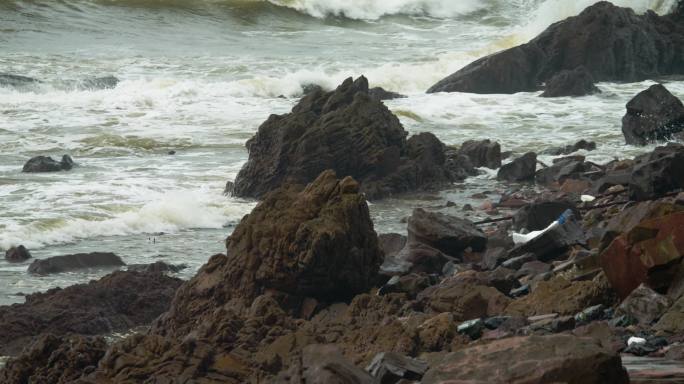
[629,143,684,201]
[0,270,182,356]
[497,152,537,182]
[622,84,684,145]
[127,261,187,273]
[457,139,502,169]
[407,208,487,256]
[535,157,602,186]
[541,139,597,156]
[540,67,601,97]
[22,155,74,173]
[512,200,580,232]
[4,245,31,263]
[427,2,684,94]
[368,87,406,101]
[233,76,457,200]
[0,334,107,384]
[28,252,125,275]
[422,334,629,384]
[616,284,672,326]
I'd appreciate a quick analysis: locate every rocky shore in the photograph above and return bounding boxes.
[2,1,684,383]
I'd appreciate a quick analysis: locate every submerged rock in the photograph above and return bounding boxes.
[78,76,119,90]
[4,245,31,263]
[422,334,629,384]
[0,73,40,88]
[28,252,125,275]
[622,84,684,145]
[0,270,182,356]
[22,155,74,173]
[233,76,459,200]
[428,2,684,94]
[540,67,601,98]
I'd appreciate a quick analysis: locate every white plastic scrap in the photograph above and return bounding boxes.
[581,195,596,202]
[627,337,647,346]
[511,209,572,245]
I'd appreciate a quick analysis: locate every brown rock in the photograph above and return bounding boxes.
[422,334,629,384]
[418,277,511,320]
[654,296,684,335]
[0,270,182,356]
[407,208,487,256]
[600,212,684,299]
[616,284,672,326]
[505,275,612,317]
[0,334,107,384]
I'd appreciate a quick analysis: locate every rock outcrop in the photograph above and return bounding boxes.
[540,67,601,98]
[622,84,684,145]
[427,2,684,94]
[233,76,461,200]
[422,334,629,384]
[27,252,125,275]
[22,155,74,173]
[0,270,182,356]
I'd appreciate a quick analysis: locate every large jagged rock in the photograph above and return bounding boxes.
[0,270,181,356]
[407,208,486,257]
[422,334,629,384]
[622,84,684,145]
[427,2,684,94]
[600,212,684,299]
[629,143,684,201]
[0,334,107,384]
[497,152,537,182]
[540,67,600,98]
[27,252,125,275]
[505,275,612,317]
[233,76,459,200]
[156,170,383,338]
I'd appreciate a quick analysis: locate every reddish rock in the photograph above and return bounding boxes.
[600,212,684,299]
[422,334,629,384]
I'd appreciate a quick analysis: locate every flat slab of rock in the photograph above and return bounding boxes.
[0,270,182,356]
[422,334,629,384]
[622,84,684,146]
[28,252,125,275]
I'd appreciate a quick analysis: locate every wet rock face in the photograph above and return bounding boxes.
[0,270,182,356]
[600,212,684,299]
[427,2,684,94]
[22,154,74,172]
[0,334,107,384]
[233,76,457,200]
[4,245,31,263]
[407,208,487,257]
[622,84,684,145]
[541,67,600,98]
[422,334,629,384]
[497,152,537,182]
[27,252,125,275]
[457,139,502,169]
[629,143,684,201]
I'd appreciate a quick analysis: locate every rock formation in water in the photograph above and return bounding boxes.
[622,84,684,145]
[233,76,466,200]
[428,2,684,94]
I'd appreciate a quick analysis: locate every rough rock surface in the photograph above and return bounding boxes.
[0,270,182,356]
[27,252,125,275]
[22,154,74,173]
[418,277,511,319]
[628,143,684,201]
[457,139,502,169]
[233,76,460,200]
[0,334,107,384]
[497,152,537,182]
[600,212,684,299]
[655,296,684,334]
[368,87,406,101]
[4,245,31,262]
[427,2,684,94]
[622,84,684,145]
[505,275,612,317]
[540,67,600,98]
[616,284,672,326]
[422,334,629,384]
[407,208,486,257]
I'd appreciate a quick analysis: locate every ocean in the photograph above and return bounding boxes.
[0,0,681,306]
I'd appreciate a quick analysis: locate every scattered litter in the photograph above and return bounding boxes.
[628,337,647,346]
[512,209,572,245]
[581,195,596,202]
